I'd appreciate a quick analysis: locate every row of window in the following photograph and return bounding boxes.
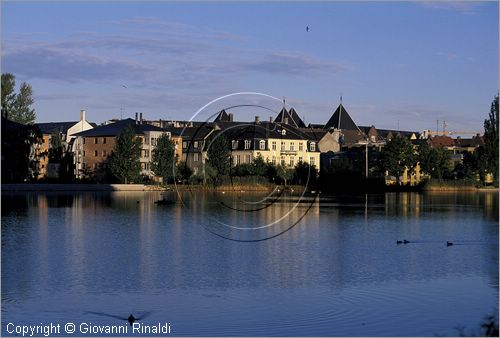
[83,137,107,145]
[231,140,316,151]
[232,155,316,166]
[181,140,316,151]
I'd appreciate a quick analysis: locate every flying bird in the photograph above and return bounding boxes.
[306,26,310,32]
[121,84,127,88]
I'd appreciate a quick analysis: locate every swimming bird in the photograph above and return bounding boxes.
[396,240,403,244]
[403,240,410,244]
[86,311,150,326]
[447,241,453,246]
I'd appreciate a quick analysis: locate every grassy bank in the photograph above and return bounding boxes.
[420,179,492,192]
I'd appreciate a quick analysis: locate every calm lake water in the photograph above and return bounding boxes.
[2,190,498,336]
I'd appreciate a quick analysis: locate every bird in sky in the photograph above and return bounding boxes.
[306,26,310,32]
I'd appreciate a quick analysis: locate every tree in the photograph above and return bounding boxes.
[380,135,417,185]
[206,133,231,177]
[293,161,318,185]
[1,118,43,182]
[418,142,451,180]
[252,154,267,177]
[1,73,36,124]
[151,134,176,183]
[276,164,294,186]
[48,131,64,163]
[176,161,192,183]
[1,73,16,117]
[108,125,142,184]
[482,94,499,183]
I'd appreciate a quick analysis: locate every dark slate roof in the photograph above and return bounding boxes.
[274,107,307,128]
[73,118,164,137]
[168,124,216,141]
[219,121,316,142]
[213,109,231,122]
[324,104,360,131]
[358,125,419,139]
[455,135,484,147]
[35,121,78,135]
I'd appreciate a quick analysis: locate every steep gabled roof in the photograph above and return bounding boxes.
[274,107,306,128]
[74,118,164,137]
[214,109,231,122]
[324,104,360,131]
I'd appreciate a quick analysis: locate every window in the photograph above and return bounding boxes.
[281,129,286,135]
[94,137,98,144]
[232,140,238,149]
[102,150,106,157]
[281,142,285,151]
[310,157,315,166]
[94,150,98,157]
[272,141,277,150]
[281,156,285,166]
[83,138,86,144]
[310,142,316,151]
[236,155,241,164]
[244,140,251,150]
[83,151,86,156]
[194,153,199,162]
[259,140,266,150]
[102,137,106,144]
[246,155,251,163]
[272,156,276,165]
[145,137,149,145]
[183,141,187,149]
[290,142,295,151]
[299,142,303,151]
[290,157,294,167]
[194,141,199,148]
[299,156,303,163]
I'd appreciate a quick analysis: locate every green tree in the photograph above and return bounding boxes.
[276,164,294,186]
[294,161,318,185]
[252,154,267,176]
[151,134,176,183]
[380,135,417,185]
[1,73,36,124]
[206,133,231,178]
[176,161,192,183]
[48,131,64,162]
[1,73,16,117]
[482,94,499,183]
[109,125,142,184]
[418,142,451,180]
[1,118,43,182]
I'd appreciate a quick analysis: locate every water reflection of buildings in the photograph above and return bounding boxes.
[2,191,497,299]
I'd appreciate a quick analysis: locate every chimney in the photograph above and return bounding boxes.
[140,113,143,124]
[255,116,260,123]
[229,113,234,122]
[80,109,86,121]
[135,112,138,123]
[269,116,273,123]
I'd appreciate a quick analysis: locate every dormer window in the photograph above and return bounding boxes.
[232,140,238,149]
[259,140,266,150]
[310,142,316,151]
[281,129,286,135]
[244,140,251,150]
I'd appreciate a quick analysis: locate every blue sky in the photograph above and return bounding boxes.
[2,1,498,133]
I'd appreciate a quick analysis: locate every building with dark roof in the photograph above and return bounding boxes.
[73,117,177,181]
